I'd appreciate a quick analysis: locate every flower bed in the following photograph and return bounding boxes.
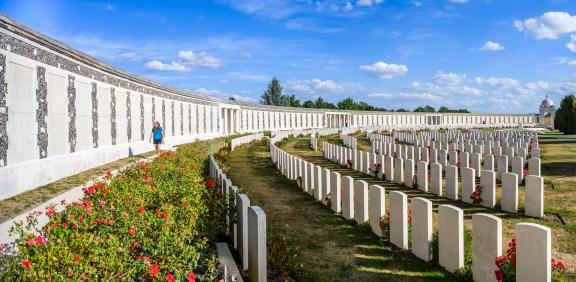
[0,143,227,281]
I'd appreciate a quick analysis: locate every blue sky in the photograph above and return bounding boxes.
[2,0,576,113]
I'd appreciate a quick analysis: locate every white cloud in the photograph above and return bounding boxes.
[567,34,576,52]
[356,0,383,7]
[144,60,190,72]
[285,18,345,33]
[178,51,222,68]
[480,41,504,51]
[193,87,255,102]
[449,0,469,3]
[218,0,297,20]
[344,2,353,12]
[474,77,519,88]
[287,78,346,94]
[114,52,137,61]
[434,71,466,85]
[145,50,222,72]
[514,12,576,40]
[359,61,408,79]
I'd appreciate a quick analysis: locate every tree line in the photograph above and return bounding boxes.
[257,77,469,113]
[554,94,576,134]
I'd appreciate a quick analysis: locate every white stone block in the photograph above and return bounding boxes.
[314,165,322,200]
[404,159,415,188]
[497,156,508,181]
[342,176,354,220]
[369,185,385,237]
[439,205,464,273]
[528,158,541,176]
[481,170,496,208]
[511,156,524,183]
[431,163,442,196]
[501,172,518,213]
[417,161,428,192]
[321,168,331,205]
[237,194,250,270]
[516,223,551,282]
[484,154,494,172]
[525,175,544,218]
[248,206,266,282]
[354,180,369,224]
[390,191,408,250]
[461,167,476,204]
[394,157,404,185]
[385,156,394,181]
[472,213,502,282]
[446,165,459,200]
[412,197,433,262]
[330,171,341,213]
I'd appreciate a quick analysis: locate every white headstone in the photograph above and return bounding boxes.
[248,206,267,282]
[412,197,433,261]
[354,180,369,224]
[472,213,502,282]
[390,191,408,250]
[516,223,551,282]
[369,185,386,237]
[439,205,464,273]
[525,175,544,218]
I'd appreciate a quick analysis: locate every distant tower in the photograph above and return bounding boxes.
[537,94,556,129]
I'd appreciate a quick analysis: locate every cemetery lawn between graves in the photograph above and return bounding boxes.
[229,139,459,281]
[341,132,576,274]
[0,137,229,224]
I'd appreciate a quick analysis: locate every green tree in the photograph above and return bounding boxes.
[284,94,301,107]
[261,77,288,106]
[414,105,435,112]
[302,100,315,108]
[314,97,337,109]
[228,96,236,101]
[554,94,576,134]
[396,108,408,112]
[337,97,359,110]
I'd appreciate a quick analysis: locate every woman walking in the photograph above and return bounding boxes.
[149,121,164,150]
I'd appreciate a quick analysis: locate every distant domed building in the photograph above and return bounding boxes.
[536,94,555,129]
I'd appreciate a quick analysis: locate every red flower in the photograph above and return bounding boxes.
[216,191,222,197]
[187,272,196,282]
[149,264,160,277]
[106,170,112,178]
[45,208,55,217]
[74,257,82,262]
[167,274,175,282]
[60,199,67,205]
[495,269,503,281]
[207,178,215,188]
[155,209,161,214]
[181,202,188,207]
[79,215,84,222]
[22,260,31,269]
[62,222,68,229]
[103,188,109,194]
[129,228,136,236]
[138,207,145,214]
[51,223,58,229]
[162,212,169,219]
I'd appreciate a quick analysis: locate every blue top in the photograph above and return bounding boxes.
[152,127,163,140]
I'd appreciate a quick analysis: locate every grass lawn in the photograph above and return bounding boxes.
[228,139,465,281]
[342,131,576,273]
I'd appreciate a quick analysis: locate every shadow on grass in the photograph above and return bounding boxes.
[229,139,466,281]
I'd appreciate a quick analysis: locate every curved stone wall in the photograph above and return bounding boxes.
[0,14,536,200]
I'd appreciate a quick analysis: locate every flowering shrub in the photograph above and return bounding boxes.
[346,159,352,167]
[471,184,483,205]
[369,163,381,177]
[0,144,226,281]
[495,238,567,281]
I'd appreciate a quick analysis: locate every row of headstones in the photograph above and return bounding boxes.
[231,133,265,150]
[368,138,542,183]
[340,133,357,150]
[270,136,552,281]
[392,128,539,143]
[323,142,545,218]
[209,153,267,281]
[372,131,540,161]
[390,130,539,154]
